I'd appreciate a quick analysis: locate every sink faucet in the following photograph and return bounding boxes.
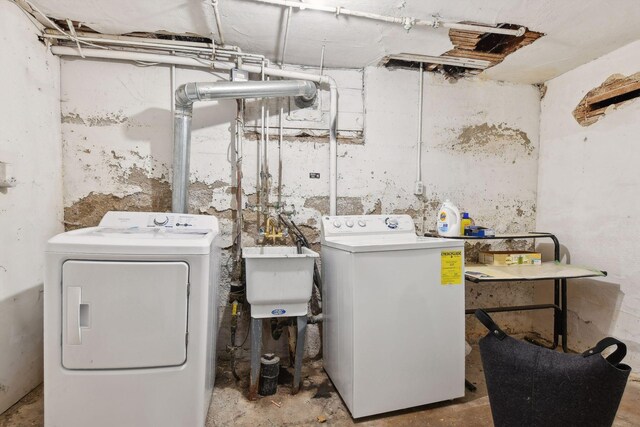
[264,216,284,244]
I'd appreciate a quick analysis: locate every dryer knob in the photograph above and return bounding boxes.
[345,219,354,228]
[153,215,169,226]
[358,220,366,227]
[332,220,342,228]
[387,217,399,229]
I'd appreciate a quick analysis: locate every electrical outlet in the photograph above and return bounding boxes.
[414,181,424,196]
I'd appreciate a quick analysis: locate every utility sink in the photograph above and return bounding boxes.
[242,246,319,318]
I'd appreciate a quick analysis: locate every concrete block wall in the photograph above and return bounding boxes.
[536,39,640,369]
[0,2,64,413]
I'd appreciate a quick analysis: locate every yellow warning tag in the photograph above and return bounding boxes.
[441,250,463,285]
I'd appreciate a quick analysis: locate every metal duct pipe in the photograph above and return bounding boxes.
[172,80,317,213]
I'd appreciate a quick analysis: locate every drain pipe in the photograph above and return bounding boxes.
[172,80,317,213]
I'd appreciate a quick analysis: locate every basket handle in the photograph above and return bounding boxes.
[582,337,627,365]
[475,309,507,340]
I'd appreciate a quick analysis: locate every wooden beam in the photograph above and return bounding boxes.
[586,80,640,104]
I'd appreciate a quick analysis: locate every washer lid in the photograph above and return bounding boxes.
[322,235,464,253]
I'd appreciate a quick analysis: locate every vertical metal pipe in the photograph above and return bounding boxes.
[259,65,266,227]
[249,317,262,400]
[211,0,225,46]
[170,65,176,117]
[277,8,292,209]
[328,78,338,215]
[416,63,424,183]
[265,77,270,210]
[277,100,283,207]
[280,7,292,66]
[235,97,244,259]
[172,107,193,213]
[292,315,307,394]
[319,44,325,75]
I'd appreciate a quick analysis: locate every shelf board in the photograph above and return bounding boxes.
[424,231,555,240]
[465,262,607,283]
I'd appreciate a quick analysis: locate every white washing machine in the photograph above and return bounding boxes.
[321,214,465,418]
[44,211,220,427]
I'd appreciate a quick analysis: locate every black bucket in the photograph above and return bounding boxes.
[259,354,280,396]
[475,309,631,427]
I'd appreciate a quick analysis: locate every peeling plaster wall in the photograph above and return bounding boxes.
[59,59,540,359]
[0,2,63,413]
[365,67,541,339]
[536,40,640,368]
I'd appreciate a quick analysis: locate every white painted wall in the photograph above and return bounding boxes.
[59,58,540,357]
[536,40,640,368]
[0,1,63,413]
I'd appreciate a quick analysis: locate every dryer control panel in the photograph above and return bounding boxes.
[99,211,218,232]
[321,215,416,239]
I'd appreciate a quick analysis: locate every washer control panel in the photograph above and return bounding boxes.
[321,215,416,238]
[99,211,218,232]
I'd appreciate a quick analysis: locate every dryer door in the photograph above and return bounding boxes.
[61,260,189,370]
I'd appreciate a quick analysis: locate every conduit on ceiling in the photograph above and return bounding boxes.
[251,0,526,36]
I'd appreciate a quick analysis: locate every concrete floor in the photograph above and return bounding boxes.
[2,343,639,427]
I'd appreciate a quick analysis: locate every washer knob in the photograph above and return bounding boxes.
[153,215,169,226]
[387,217,399,229]
[345,219,354,228]
[358,219,366,227]
[332,220,342,228]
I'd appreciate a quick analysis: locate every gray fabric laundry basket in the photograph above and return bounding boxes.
[475,309,631,427]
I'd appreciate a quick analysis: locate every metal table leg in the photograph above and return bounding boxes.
[249,317,262,400]
[552,279,560,349]
[551,234,561,350]
[292,315,306,395]
[561,278,568,352]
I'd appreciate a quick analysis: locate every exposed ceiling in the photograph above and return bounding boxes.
[27,0,640,84]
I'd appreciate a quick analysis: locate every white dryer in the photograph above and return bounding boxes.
[45,211,220,427]
[321,214,465,418]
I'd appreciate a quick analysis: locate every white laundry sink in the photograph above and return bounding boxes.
[242,246,319,318]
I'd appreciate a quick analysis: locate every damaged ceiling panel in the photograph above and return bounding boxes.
[445,25,543,67]
[26,0,640,84]
[383,24,544,79]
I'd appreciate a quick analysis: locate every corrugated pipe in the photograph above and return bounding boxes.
[172,80,317,213]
